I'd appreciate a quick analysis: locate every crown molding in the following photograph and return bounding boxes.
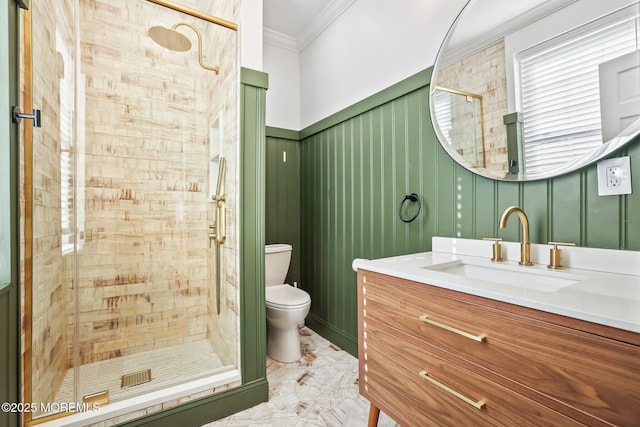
[263,28,299,53]
[296,0,357,51]
[264,0,357,53]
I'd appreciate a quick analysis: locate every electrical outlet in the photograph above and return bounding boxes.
[606,166,621,187]
[597,157,632,196]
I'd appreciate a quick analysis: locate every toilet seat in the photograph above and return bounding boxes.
[266,284,310,310]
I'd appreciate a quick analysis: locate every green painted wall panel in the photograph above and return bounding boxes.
[522,180,549,244]
[238,72,268,386]
[474,177,497,239]
[550,172,584,245]
[455,166,476,238]
[0,291,18,427]
[266,68,640,357]
[435,147,456,237]
[496,182,523,242]
[585,165,623,249]
[265,136,301,284]
[628,143,640,250]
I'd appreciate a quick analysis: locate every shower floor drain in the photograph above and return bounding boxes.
[121,369,152,388]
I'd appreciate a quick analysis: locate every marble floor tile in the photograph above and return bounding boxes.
[203,327,400,427]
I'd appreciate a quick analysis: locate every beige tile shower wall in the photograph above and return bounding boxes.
[439,41,509,172]
[25,0,75,408]
[204,0,240,369]
[76,0,238,365]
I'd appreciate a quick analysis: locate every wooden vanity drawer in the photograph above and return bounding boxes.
[361,321,585,427]
[360,271,640,426]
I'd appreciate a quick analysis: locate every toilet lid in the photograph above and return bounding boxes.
[266,284,310,307]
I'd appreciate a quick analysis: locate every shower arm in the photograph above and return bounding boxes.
[172,22,220,74]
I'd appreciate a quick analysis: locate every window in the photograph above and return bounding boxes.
[516,8,639,174]
[57,30,75,254]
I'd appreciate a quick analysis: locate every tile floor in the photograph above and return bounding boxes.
[204,327,400,427]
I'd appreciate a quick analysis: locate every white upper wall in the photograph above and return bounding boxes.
[240,0,263,70]
[263,41,301,129]
[264,0,468,130]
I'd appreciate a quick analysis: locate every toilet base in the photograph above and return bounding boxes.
[267,324,302,363]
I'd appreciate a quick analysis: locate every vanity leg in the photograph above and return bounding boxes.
[368,403,380,427]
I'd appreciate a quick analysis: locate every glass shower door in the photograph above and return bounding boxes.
[23,0,240,423]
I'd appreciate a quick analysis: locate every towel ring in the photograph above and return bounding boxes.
[399,193,421,223]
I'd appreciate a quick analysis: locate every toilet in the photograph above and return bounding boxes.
[265,244,311,362]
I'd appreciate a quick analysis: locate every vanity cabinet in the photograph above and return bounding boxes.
[358,270,640,427]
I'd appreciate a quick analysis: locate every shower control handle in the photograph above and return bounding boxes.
[208,224,217,248]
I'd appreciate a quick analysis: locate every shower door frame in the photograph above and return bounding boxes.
[16,1,270,426]
[2,1,21,427]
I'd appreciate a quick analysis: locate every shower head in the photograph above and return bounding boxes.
[148,22,219,74]
[148,26,192,52]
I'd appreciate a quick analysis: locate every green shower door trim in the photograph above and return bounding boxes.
[115,68,269,427]
[239,67,268,385]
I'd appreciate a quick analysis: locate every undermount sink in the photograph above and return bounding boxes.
[422,260,581,292]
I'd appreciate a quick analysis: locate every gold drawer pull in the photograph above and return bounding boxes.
[419,315,486,342]
[419,370,486,410]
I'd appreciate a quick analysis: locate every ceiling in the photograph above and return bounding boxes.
[263,0,356,51]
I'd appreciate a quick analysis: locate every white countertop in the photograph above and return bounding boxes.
[353,237,640,333]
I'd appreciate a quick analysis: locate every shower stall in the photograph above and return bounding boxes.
[19,0,241,424]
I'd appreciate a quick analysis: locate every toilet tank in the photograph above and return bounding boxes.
[265,244,292,286]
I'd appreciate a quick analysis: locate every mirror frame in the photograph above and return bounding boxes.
[429,0,640,181]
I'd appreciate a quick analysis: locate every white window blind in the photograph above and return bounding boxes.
[57,30,75,254]
[517,10,639,174]
[433,89,453,142]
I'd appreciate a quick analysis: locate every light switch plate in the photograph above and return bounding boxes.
[597,156,632,196]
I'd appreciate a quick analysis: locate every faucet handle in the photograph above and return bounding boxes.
[547,241,576,269]
[483,237,504,262]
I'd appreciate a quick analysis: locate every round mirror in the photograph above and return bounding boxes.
[430,0,640,181]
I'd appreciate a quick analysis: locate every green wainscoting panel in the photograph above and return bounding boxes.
[495,181,524,243]
[265,132,301,285]
[117,68,269,427]
[585,165,623,249]
[628,142,640,250]
[473,177,498,238]
[0,289,18,427]
[298,83,443,355]
[265,68,640,357]
[238,67,268,387]
[550,172,584,245]
[518,180,549,244]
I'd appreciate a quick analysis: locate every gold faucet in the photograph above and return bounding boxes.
[499,206,533,266]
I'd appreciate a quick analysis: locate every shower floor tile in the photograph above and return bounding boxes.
[53,340,231,412]
[204,327,400,427]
